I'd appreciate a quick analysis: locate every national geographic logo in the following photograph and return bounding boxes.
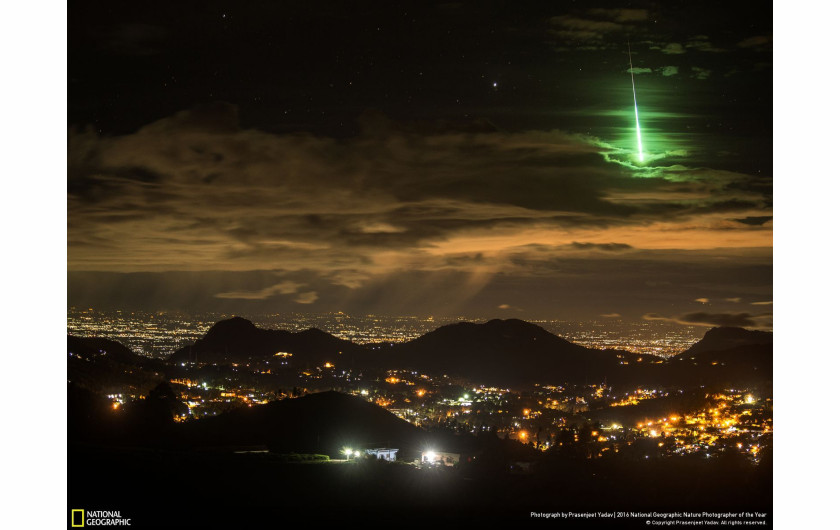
[71,509,132,526]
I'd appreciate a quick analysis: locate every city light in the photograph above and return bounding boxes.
[422,451,438,465]
[68,310,772,468]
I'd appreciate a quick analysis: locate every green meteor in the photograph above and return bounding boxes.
[628,42,644,162]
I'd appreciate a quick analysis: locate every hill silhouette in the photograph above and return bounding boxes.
[68,335,151,365]
[169,317,664,385]
[676,327,772,358]
[662,327,772,386]
[164,317,775,387]
[667,343,772,384]
[387,318,661,386]
[176,390,433,453]
[68,335,168,395]
[169,316,370,366]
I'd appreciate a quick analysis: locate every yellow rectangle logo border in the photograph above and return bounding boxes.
[71,509,85,527]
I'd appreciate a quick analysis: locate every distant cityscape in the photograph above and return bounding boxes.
[68,307,705,359]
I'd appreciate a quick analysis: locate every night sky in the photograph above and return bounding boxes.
[67,0,773,327]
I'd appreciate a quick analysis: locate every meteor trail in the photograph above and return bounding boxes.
[628,42,644,162]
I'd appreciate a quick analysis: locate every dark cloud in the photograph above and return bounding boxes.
[644,311,771,329]
[585,9,648,23]
[733,216,772,226]
[547,8,647,49]
[569,242,633,252]
[660,43,686,55]
[678,312,759,327]
[685,36,726,53]
[691,67,712,80]
[215,281,305,300]
[549,16,623,36]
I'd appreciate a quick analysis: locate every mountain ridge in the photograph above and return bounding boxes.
[675,326,772,359]
[169,316,368,365]
[82,317,773,387]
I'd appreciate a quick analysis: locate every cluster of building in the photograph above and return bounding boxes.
[342,381,772,463]
[77,310,770,464]
[626,390,772,460]
[166,377,278,420]
[141,361,773,465]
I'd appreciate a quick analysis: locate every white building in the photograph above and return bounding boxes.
[365,448,399,461]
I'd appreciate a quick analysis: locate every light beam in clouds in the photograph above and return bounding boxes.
[628,42,644,162]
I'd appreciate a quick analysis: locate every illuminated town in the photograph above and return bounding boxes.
[68,310,770,468]
[161,375,771,463]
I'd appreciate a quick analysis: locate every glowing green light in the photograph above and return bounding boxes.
[628,43,644,162]
[633,102,644,162]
